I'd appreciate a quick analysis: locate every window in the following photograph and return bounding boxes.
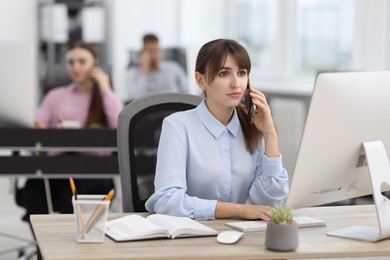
[295,0,355,77]
[236,0,278,77]
[179,0,389,92]
[179,0,227,47]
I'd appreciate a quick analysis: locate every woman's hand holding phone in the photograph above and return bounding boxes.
[90,67,110,92]
[249,88,275,136]
[244,86,256,124]
[249,87,279,157]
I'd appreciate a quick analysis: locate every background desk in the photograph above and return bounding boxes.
[30,205,390,260]
[0,128,119,258]
[0,129,118,177]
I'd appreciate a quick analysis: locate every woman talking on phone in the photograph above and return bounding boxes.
[34,42,122,129]
[19,42,123,221]
[145,39,288,220]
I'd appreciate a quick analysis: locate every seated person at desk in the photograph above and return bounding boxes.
[126,33,188,100]
[18,42,123,221]
[145,39,289,220]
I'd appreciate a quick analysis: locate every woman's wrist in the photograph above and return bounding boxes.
[215,202,243,219]
[263,133,279,157]
[99,83,111,92]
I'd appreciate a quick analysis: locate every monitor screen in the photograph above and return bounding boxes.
[0,42,37,127]
[285,71,390,209]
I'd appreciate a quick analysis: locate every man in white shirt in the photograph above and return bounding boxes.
[126,34,188,101]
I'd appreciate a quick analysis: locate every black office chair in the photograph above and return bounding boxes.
[42,64,71,95]
[117,93,202,212]
[163,47,187,73]
[127,47,187,73]
[42,63,112,95]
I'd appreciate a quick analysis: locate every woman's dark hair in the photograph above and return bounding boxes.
[195,39,262,152]
[67,42,108,128]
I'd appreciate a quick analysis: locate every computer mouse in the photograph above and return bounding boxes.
[216,230,244,244]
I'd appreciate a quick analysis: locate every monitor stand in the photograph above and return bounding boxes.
[327,140,390,242]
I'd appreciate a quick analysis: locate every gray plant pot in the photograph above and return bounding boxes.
[265,222,299,252]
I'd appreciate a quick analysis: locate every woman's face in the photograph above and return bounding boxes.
[200,54,248,110]
[66,47,95,84]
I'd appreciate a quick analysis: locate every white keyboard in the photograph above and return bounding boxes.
[225,216,326,232]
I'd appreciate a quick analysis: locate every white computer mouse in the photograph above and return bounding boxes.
[216,230,244,244]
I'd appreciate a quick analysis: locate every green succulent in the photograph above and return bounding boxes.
[269,205,294,224]
[88,123,104,129]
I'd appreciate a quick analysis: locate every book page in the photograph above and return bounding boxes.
[106,215,169,241]
[146,214,218,239]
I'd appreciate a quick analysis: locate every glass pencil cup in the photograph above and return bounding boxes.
[72,195,110,243]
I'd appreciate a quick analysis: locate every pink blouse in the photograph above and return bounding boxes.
[35,84,123,128]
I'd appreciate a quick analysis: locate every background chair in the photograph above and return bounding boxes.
[127,47,188,73]
[117,93,202,212]
[41,63,112,95]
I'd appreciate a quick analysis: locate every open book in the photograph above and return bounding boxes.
[105,214,218,242]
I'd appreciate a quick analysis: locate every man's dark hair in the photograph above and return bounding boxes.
[143,34,159,45]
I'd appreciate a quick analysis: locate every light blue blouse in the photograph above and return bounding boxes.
[145,100,289,220]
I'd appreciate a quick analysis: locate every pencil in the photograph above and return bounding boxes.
[69,177,85,234]
[69,177,77,200]
[81,189,114,235]
[103,189,115,202]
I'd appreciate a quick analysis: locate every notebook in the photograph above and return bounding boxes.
[106,214,218,242]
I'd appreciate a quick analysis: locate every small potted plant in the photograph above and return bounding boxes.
[265,205,299,252]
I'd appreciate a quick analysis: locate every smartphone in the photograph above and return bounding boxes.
[243,82,256,123]
[91,76,98,88]
[90,66,101,88]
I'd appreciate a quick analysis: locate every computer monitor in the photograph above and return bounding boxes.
[285,71,390,241]
[0,41,37,127]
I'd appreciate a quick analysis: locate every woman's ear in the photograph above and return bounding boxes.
[195,72,206,91]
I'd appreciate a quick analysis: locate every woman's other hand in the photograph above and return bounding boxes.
[216,201,272,221]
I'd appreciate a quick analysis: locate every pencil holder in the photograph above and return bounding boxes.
[72,195,110,243]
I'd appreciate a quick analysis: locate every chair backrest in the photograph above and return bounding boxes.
[117,93,202,212]
[43,64,71,94]
[127,47,187,73]
[42,63,112,94]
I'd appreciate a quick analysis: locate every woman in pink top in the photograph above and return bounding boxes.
[19,42,123,221]
[35,43,122,128]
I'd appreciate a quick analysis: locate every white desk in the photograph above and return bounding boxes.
[30,205,390,259]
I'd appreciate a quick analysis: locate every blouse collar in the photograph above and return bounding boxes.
[195,100,240,139]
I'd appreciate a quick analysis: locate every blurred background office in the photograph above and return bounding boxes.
[2,0,389,176]
[1,0,389,122]
[1,0,390,259]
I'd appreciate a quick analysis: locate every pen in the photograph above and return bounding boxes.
[81,189,114,235]
[69,177,85,234]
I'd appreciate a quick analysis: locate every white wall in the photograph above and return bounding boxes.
[0,0,37,42]
[110,0,181,100]
[0,0,38,126]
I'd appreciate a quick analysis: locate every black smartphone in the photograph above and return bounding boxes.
[91,77,98,88]
[90,66,101,88]
[243,82,256,123]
